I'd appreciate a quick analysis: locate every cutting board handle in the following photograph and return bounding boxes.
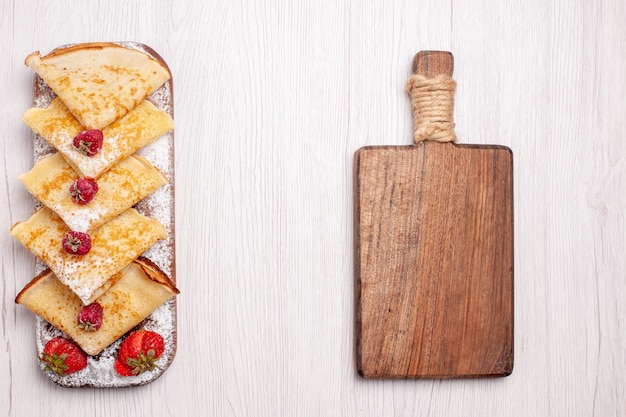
[407,51,457,143]
[412,51,454,77]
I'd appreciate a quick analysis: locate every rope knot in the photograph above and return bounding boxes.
[406,74,457,143]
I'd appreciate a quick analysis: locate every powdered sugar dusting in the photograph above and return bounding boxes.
[28,42,177,388]
[49,201,108,233]
[32,79,57,164]
[55,131,124,179]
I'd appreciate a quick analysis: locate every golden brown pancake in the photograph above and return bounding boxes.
[11,207,167,304]
[16,258,179,356]
[23,97,174,178]
[19,152,168,233]
[25,42,171,130]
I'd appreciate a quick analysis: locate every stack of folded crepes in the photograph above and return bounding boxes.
[12,43,179,362]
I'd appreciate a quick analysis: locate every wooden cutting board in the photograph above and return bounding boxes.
[354,51,513,378]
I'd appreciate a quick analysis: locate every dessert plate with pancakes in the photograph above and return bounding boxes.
[12,42,179,388]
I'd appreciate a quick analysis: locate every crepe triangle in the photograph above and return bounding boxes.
[25,42,171,130]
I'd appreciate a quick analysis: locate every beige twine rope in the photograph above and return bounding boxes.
[406,73,457,143]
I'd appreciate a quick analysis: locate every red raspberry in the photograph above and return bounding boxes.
[73,129,103,156]
[62,231,92,255]
[69,177,99,204]
[77,302,103,331]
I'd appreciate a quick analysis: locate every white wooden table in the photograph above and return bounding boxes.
[1,1,624,416]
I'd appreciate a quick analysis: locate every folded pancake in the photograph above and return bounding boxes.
[19,152,168,233]
[11,207,166,304]
[16,257,179,356]
[22,97,174,178]
[25,42,171,130]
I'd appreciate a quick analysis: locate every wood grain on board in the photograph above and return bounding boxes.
[354,51,514,378]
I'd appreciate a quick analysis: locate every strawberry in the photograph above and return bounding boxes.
[77,302,103,331]
[69,177,99,204]
[40,336,87,376]
[62,231,92,255]
[114,358,135,376]
[73,129,103,156]
[115,330,165,376]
